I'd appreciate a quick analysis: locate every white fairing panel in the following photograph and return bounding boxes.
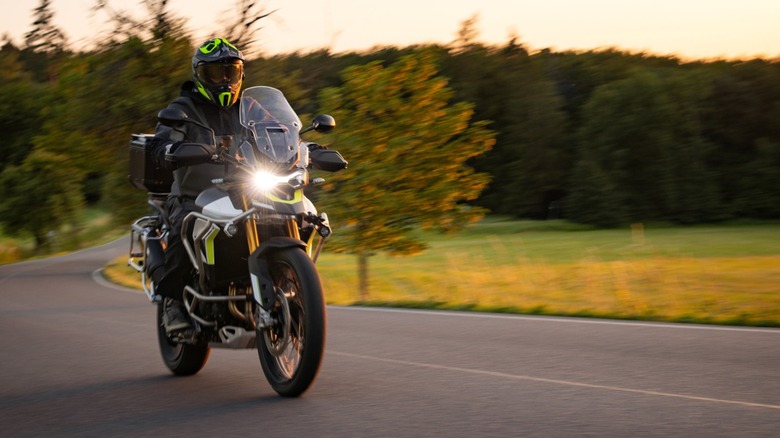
[202,196,242,219]
[303,196,317,217]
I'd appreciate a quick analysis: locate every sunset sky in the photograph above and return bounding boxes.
[3,0,780,60]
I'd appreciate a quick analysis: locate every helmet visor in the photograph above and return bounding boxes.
[195,61,244,86]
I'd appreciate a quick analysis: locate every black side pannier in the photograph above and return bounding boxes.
[128,134,173,193]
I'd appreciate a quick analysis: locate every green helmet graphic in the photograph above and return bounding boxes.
[192,38,245,107]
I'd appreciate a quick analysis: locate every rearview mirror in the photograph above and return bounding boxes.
[157,108,189,128]
[157,108,217,147]
[301,114,336,135]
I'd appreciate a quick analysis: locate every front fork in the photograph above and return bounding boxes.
[240,193,331,328]
[241,194,304,329]
[242,196,261,253]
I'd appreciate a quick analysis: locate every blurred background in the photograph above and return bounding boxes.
[0,0,778,324]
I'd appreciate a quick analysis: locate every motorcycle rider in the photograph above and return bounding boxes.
[151,37,246,333]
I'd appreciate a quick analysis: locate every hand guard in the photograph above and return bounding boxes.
[306,142,327,152]
[165,142,217,168]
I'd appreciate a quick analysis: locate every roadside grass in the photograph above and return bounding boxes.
[103,219,780,326]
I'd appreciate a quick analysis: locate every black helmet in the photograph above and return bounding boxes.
[192,38,245,107]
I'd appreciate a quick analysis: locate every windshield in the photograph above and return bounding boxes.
[239,86,303,167]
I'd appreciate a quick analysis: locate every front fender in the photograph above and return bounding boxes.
[248,237,307,308]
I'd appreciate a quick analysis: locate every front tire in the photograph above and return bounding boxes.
[258,248,326,397]
[156,303,210,376]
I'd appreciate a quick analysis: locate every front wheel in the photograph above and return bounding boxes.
[258,248,326,397]
[156,303,210,376]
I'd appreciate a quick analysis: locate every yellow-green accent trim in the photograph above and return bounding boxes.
[267,189,303,205]
[204,226,219,265]
[218,91,233,107]
[199,37,238,54]
[195,81,212,101]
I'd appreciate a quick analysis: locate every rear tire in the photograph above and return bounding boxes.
[156,303,210,376]
[258,248,326,397]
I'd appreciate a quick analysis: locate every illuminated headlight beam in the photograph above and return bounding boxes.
[252,171,283,191]
[251,169,307,192]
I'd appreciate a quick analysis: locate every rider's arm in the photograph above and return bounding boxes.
[150,120,186,170]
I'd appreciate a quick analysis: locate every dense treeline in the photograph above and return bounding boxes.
[247,41,780,226]
[2,8,779,248]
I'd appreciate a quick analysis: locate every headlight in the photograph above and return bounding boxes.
[252,171,281,192]
[251,169,307,192]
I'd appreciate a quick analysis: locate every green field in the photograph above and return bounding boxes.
[103,219,780,326]
[315,219,780,326]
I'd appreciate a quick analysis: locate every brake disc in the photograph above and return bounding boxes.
[263,287,291,356]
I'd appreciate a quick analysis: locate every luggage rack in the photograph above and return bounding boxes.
[128,196,169,303]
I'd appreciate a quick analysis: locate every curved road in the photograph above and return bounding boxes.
[1,240,779,437]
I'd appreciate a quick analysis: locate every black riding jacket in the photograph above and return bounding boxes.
[151,81,243,198]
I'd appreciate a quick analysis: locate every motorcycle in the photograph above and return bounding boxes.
[128,86,347,397]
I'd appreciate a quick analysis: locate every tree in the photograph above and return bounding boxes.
[0,42,44,170]
[316,52,495,299]
[566,157,627,227]
[29,0,194,222]
[451,13,482,54]
[568,68,719,225]
[471,44,571,219]
[92,0,186,42]
[0,150,83,251]
[40,34,193,223]
[700,60,780,218]
[22,0,68,84]
[218,0,275,57]
[735,138,780,218]
[24,0,66,54]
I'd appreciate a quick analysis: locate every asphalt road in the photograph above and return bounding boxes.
[1,240,779,437]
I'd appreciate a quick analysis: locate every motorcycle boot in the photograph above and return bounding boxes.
[162,297,192,333]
